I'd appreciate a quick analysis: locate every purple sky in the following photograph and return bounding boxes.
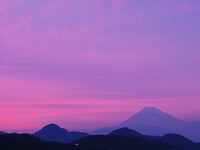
[0,0,200,132]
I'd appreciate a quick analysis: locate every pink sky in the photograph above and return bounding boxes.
[0,0,200,133]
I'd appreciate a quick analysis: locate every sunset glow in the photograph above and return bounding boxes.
[0,0,200,133]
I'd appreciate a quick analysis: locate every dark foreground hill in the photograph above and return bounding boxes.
[109,127,143,138]
[107,128,200,150]
[0,134,76,150]
[161,133,200,150]
[0,131,7,134]
[74,134,176,150]
[0,133,174,150]
[0,130,200,150]
[33,123,88,143]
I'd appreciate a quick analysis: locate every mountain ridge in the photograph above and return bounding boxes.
[1,107,200,142]
[92,107,200,142]
[1,131,199,150]
[109,127,143,138]
[33,123,88,143]
[0,131,7,135]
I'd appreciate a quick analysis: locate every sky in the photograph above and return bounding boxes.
[0,0,200,133]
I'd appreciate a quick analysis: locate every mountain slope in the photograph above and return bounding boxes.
[119,107,182,127]
[160,134,200,150]
[33,123,88,143]
[91,107,182,135]
[118,107,200,142]
[0,132,199,150]
[109,127,143,138]
[0,131,7,134]
[0,134,76,150]
[77,128,200,150]
[92,107,200,142]
[161,133,194,146]
[118,107,183,135]
[74,134,177,150]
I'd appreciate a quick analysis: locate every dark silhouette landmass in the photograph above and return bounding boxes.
[74,128,200,150]
[160,133,200,150]
[0,131,7,135]
[74,127,200,150]
[109,127,143,138]
[33,123,88,143]
[161,133,194,146]
[0,134,76,150]
[74,135,175,150]
[0,128,200,150]
[108,128,200,150]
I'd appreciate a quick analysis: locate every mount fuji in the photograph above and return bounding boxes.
[118,107,183,135]
[119,107,182,126]
[91,107,200,142]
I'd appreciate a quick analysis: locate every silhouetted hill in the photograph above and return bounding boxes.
[0,134,75,150]
[108,127,200,149]
[33,124,69,143]
[33,123,88,143]
[109,127,143,138]
[0,131,7,134]
[1,132,200,150]
[108,127,161,141]
[161,134,200,150]
[74,134,177,150]
[161,133,194,146]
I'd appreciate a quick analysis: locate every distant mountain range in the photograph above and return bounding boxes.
[91,107,200,142]
[33,123,88,143]
[1,127,200,150]
[109,128,195,145]
[109,128,200,149]
[0,107,200,144]
[56,127,200,150]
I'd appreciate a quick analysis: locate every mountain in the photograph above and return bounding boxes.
[92,107,200,142]
[78,128,200,150]
[0,131,7,134]
[0,134,76,150]
[109,128,198,145]
[160,134,200,150]
[109,127,143,138]
[0,132,199,150]
[119,107,182,127]
[108,127,198,146]
[33,123,88,143]
[118,107,183,135]
[91,107,181,135]
[161,133,194,146]
[74,134,177,150]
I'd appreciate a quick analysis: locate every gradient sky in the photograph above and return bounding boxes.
[0,0,200,133]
